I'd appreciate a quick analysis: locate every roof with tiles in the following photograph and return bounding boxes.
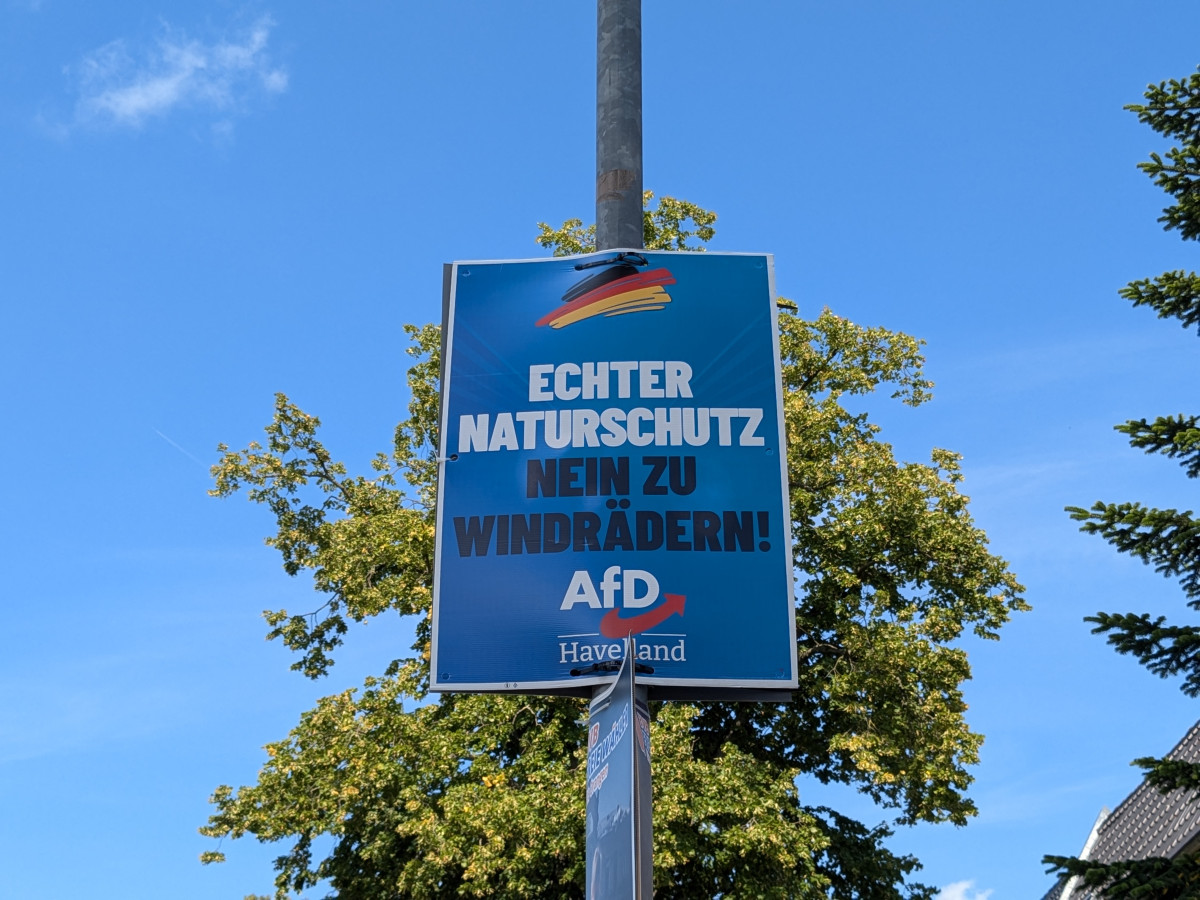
[1042,721,1200,900]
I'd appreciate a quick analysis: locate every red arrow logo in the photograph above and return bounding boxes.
[599,593,686,638]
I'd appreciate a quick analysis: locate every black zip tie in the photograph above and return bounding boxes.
[570,660,654,676]
[574,252,648,271]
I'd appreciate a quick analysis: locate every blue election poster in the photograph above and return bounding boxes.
[431,250,797,693]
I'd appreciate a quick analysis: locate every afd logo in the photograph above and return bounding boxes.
[560,565,686,637]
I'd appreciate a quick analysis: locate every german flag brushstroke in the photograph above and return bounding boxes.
[536,266,676,329]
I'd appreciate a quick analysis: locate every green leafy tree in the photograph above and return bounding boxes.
[1044,69,1200,897]
[201,194,1026,899]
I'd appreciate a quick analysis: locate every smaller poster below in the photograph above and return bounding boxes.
[586,646,637,899]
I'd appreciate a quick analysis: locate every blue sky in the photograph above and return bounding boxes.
[3,2,1200,897]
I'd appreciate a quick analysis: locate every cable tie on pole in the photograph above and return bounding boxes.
[570,660,654,677]
[574,251,648,271]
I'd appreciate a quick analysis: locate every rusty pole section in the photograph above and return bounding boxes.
[590,5,651,896]
[595,0,643,251]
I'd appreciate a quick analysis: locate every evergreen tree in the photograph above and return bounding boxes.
[1045,69,1200,897]
[201,194,1026,899]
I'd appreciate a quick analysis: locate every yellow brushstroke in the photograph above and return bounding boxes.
[548,286,672,328]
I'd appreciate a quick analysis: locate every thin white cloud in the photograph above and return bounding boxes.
[152,426,209,468]
[68,15,287,130]
[938,881,994,900]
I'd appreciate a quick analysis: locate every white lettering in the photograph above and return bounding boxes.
[600,566,621,608]
[738,408,764,446]
[458,414,489,453]
[581,362,609,400]
[683,407,709,446]
[632,639,685,662]
[554,362,581,401]
[528,360,696,401]
[665,361,693,398]
[561,571,601,610]
[710,407,737,446]
[544,409,571,449]
[626,408,653,447]
[611,361,638,398]
[515,410,541,449]
[487,412,518,451]
[638,361,664,398]
[572,408,601,447]
[599,408,627,447]
[653,407,683,446]
[529,365,554,402]
[454,403,771,453]
[622,569,659,609]
[560,639,685,666]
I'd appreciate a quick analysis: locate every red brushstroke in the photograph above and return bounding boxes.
[536,268,676,327]
[599,593,686,638]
